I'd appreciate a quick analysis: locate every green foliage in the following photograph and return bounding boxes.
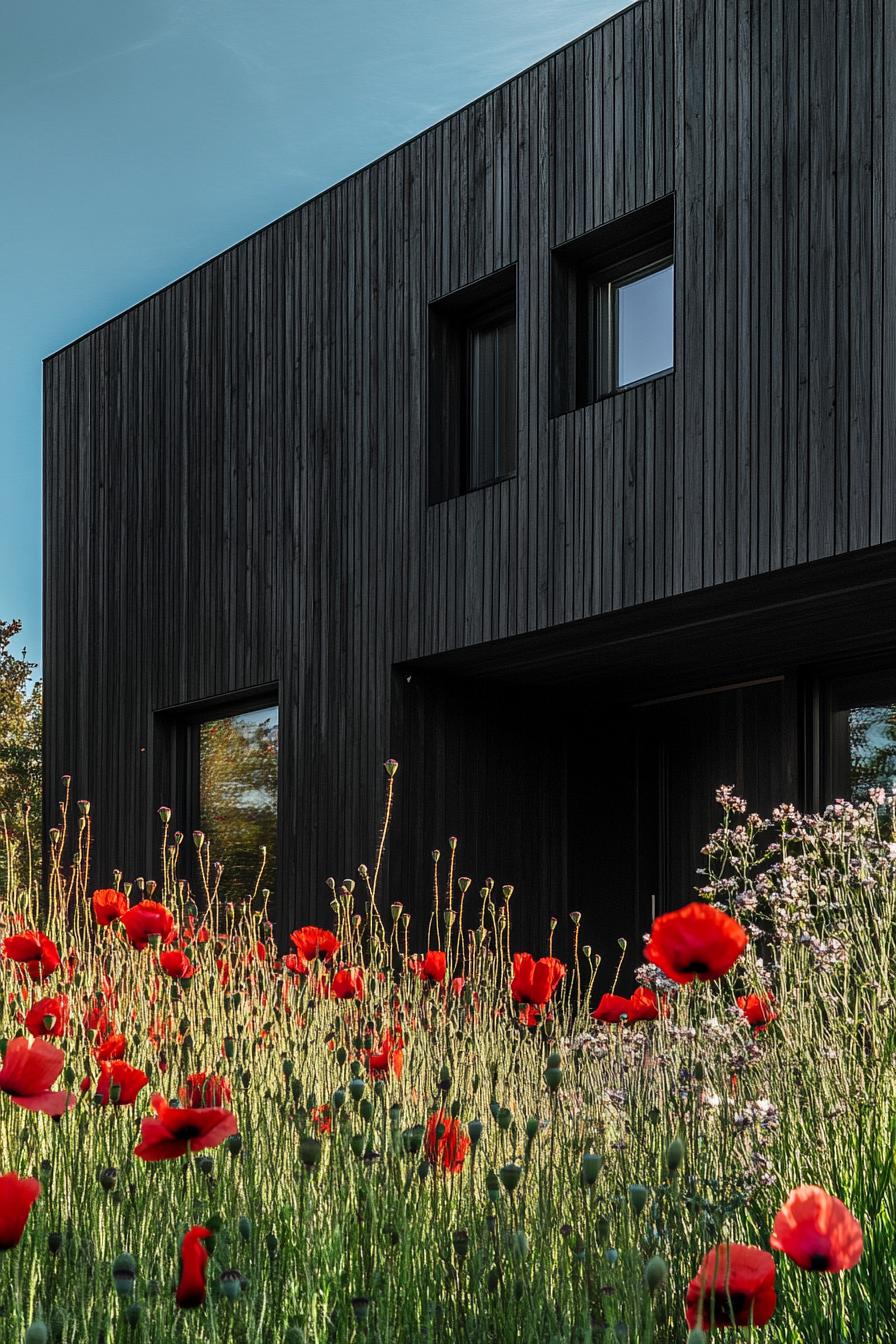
[0,617,41,890]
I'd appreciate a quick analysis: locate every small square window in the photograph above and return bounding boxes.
[551,196,674,416]
[428,266,517,502]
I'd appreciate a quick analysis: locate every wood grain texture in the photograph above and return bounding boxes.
[44,0,896,944]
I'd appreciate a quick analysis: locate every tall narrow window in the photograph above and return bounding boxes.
[847,703,896,800]
[199,705,278,897]
[428,265,517,502]
[613,259,674,388]
[468,309,516,489]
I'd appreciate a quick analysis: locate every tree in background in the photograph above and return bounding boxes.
[0,618,42,887]
[199,709,278,899]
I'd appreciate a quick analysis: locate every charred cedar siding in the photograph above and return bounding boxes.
[44,0,896,939]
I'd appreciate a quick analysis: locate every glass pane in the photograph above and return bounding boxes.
[848,703,896,800]
[468,316,516,488]
[199,705,278,897]
[616,262,674,388]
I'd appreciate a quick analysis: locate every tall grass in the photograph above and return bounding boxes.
[0,771,893,1343]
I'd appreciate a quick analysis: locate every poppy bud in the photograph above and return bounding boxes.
[388,1103,402,1127]
[25,1325,48,1344]
[486,1267,500,1291]
[335,1046,347,1066]
[496,1107,512,1131]
[223,1037,235,1060]
[291,1079,302,1104]
[438,1065,451,1092]
[525,1116,539,1140]
[485,1170,501,1202]
[124,1304,144,1328]
[452,1229,470,1260]
[402,1125,424,1155]
[544,1067,562,1093]
[238,1217,252,1241]
[666,1137,685,1173]
[628,1185,649,1215]
[467,1119,483,1147]
[348,1078,366,1102]
[605,1247,619,1265]
[333,1088,346,1111]
[581,1153,603,1186]
[499,1163,522,1194]
[300,1137,321,1169]
[644,1255,668,1293]
[360,1099,374,1122]
[195,1156,213,1175]
[349,1134,365,1158]
[112,1253,137,1296]
[48,1231,63,1255]
[226,1134,243,1157]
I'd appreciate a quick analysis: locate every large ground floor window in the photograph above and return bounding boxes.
[198,704,278,898]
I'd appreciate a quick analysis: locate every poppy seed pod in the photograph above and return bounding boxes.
[467,1119,484,1147]
[25,1325,49,1344]
[300,1137,321,1169]
[226,1134,243,1157]
[496,1107,512,1131]
[452,1229,470,1260]
[112,1252,137,1296]
[485,1171,501,1202]
[47,1231,63,1255]
[333,1088,346,1111]
[348,1077,366,1102]
[124,1303,144,1327]
[402,1125,424,1155]
[238,1217,252,1241]
[525,1115,539,1140]
[581,1153,603,1186]
[349,1134,366,1158]
[628,1185,649,1215]
[359,1099,373,1122]
[219,1268,244,1300]
[195,1156,213,1176]
[499,1162,523,1194]
[544,1066,562,1093]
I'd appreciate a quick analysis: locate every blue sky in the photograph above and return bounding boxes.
[1,0,624,674]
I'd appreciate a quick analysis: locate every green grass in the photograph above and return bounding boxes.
[0,775,893,1343]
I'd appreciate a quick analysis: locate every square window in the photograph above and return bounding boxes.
[428,266,517,502]
[551,195,674,416]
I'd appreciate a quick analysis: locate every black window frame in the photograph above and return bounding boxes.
[551,194,675,418]
[428,265,518,503]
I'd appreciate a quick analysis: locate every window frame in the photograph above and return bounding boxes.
[581,244,675,403]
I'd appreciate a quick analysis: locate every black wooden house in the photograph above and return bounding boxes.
[43,0,896,965]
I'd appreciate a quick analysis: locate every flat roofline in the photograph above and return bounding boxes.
[44,0,642,363]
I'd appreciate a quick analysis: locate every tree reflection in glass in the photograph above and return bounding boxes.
[199,706,278,899]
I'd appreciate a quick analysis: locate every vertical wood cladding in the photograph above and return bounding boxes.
[44,0,896,932]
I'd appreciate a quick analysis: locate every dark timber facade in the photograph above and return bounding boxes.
[44,0,896,969]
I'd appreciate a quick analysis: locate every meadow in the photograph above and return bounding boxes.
[0,766,893,1343]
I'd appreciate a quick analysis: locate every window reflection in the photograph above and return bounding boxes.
[615,262,674,388]
[199,706,278,897]
[848,703,896,801]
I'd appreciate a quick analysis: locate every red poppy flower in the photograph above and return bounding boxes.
[511,954,565,1006]
[736,993,777,1033]
[3,932,61,982]
[407,950,446,984]
[645,903,748,984]
[24,994,69,1039]
[310,1102,332,1135]
[179,1072,232,1108]
[425,1110,469,1173]
[134,1093,237,1161]
[216,958,230,988]
[94,1032,127,1062]
[159,950,195,980]
[290,926,340,962]
[592,986,660,1024]
[95,1060,149,1107]
[770,1186,863,1272]
[363,1029,403,1080]
[92,888,129,926]
[176,1225,212,1308]
[282,952,309,976]
[0,1036,76,1116]
[0,1172,41,1250]
[329,967,364,1000]
[120,901,175,950]
[685,1243,776,1329]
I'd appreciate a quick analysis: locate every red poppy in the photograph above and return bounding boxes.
[645,903,748,984]
[425,1110,469,1173]
[0,1036,76,1116]
[290,926,340,962]
[179,1072,232,1108]
[92,888,129,926]
[159,950,195,980]
[120,901,175,950]
[134,1093,237,1161]
[310,1102,332,1135]
[83,996,116,1037]
[282,952,309,976]
[329,967,364,1000]
[3,932,61,982]
[95,1060,149,1107]
[363,1029,403,1080]
[176,1225,212,1308]
[511,954,565,1006]
[736,993,777,1033]
[407,950,446,984]
[592,986,660,1024]
[685,1243,776,1330]
[216,958,230,988]
[0,1172,41,1249]
[24,994,69,1039]
[770,1186,863,1272]
[94,1032,127,1062]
